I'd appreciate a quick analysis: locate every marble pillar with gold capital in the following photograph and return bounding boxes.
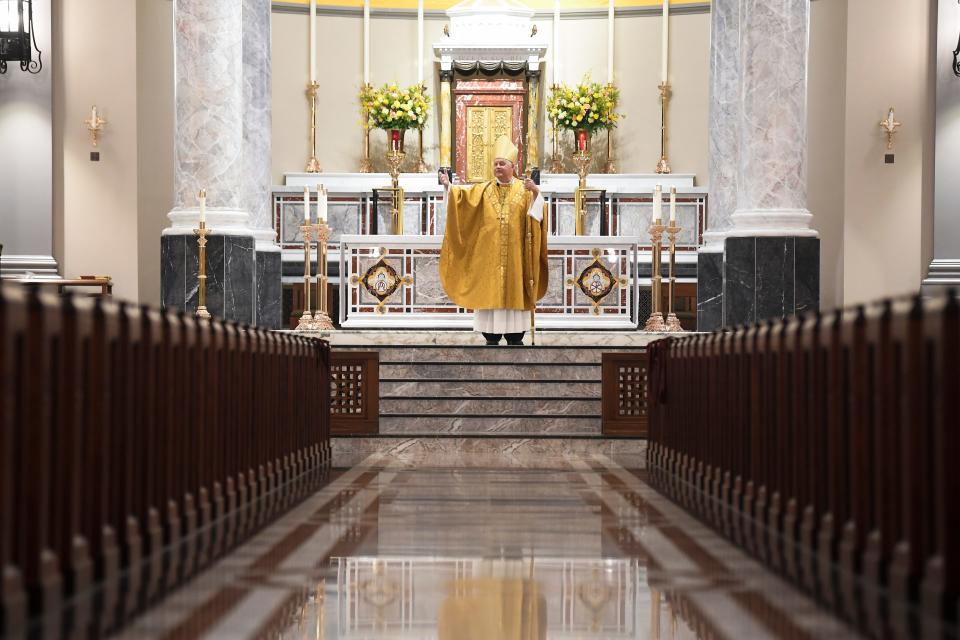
[439,68,453,170]
[525,69,540,170]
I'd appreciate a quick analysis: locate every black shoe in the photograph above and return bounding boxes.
[505,332,525,346]
[482,332,503,346]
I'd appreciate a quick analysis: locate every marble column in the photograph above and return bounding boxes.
[525,67,540,170]
[721,0,819,327]
[242,0,281,328]
[697,0,739,331]
[923,0,960,294]
[162,0,280,327]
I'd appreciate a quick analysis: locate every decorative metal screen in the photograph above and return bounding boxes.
[339,236,640,329]
[601,352,649,436]
[330,351,379,435]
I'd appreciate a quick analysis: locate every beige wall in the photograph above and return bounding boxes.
[56,0,141,302]
[48,1,935,310]
[808,0,847,310]
[271,10,711,181]
[136,0,174,307]
[841,0,935,305]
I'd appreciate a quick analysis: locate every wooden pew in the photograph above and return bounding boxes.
[0,283,332,637]
[646,290,960,636]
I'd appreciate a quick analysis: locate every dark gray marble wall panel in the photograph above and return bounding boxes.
[256,250,282,329]
[204,236,226,318]
[722,236,820,327]
[755,237,795,320]
[223,235,255,324]
[795,237,820,315]
[697,251,723,332]
[161,234,256,324]
[161,235,187,311]
[723,237,756,327]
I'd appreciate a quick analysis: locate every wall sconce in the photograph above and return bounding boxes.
[84,105,106,147]
[0,0,42,74]
[879,107,901,151]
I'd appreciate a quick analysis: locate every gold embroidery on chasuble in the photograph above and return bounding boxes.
[439,179,549,312]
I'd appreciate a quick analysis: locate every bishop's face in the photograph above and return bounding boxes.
[493,158,514,183]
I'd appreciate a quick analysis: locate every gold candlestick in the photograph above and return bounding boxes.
[194,220,211,320]
[385,147,406,235]
[312,221,335,332]
[665,218,684,332]
[644,219,667,332]
[413,128,428,173]
[549,109,565,174]
[296,222,316,331]
[572,136,591,236]
[305,81,322,173]
[359,83,374,173]
[603,128,617,174]
[656,82,672,174]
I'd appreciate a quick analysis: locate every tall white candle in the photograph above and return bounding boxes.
[607,0,614,84]
[669,187,676,222]
[661,0,669,83]
[309,0,316,82]
[553,1,560,85]
[303,186,310,222]
[319,186,328,223]
[417,0,424,84]
[199,189,206,224]
[653,185,662,222]
[363,0,370,85]
[90,105,98,125]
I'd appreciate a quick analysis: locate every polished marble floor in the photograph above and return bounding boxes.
[120,453,860,639]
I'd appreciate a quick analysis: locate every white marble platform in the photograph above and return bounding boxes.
[327,329,670,347]
[282,171,699,195]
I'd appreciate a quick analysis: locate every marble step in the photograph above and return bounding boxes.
[380,380,600,398]
[380,397,600,416]
[331,436,647,469]
[337,345,645,365]
[381,362,601,381]
[379,415,601,435]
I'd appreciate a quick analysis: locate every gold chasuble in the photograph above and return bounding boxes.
[440,179,549,312]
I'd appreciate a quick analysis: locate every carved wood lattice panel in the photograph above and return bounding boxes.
[601,352,648,436]
[331,351,379,434]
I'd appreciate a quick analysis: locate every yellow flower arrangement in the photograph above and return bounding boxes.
[359,83,431,131]
[547,77,621,134]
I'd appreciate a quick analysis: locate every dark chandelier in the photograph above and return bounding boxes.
[955,0,960,77]
[0,0,42,74]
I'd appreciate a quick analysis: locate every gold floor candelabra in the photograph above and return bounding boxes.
[413,128,428,173]
[665,218,685,332]
[194,220,211,320]
[385,148,406,234]
[644,219,667,332]
[305,81,322,173]
[312,222,335,331]
[604,128,617,174]
[549,109,564,174]
[296,220,335,333]
[359,84,373,173]
[572,147,591,236]
[296,222,316,330]
[656,82,672,175]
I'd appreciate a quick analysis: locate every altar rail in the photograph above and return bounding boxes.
[273,178,706,251]
[646,292,960,637]
[338,235,640,329]
[0,283,331,636]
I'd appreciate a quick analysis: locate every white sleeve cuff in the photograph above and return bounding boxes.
[528,193,545,222]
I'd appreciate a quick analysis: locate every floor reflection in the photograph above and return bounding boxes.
[122,455,860,639]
